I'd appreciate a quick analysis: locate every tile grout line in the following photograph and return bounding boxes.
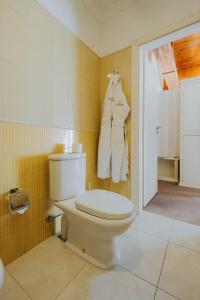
[163,218,200,257]
[157,287,181,300]
[170,241,200,255]
[6,268,32,300]
[118,265,157,288]
[154,288,158,300]
[125,217,177,300]
[119,264,178,300]
[154,221,175,300]
[54,262,88,299]
[148,212,200,254]
[153,241,169,300]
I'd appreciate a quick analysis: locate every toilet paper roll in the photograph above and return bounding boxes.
[72,143,82,153]
[9,188,30,215]
[16,207,28,215]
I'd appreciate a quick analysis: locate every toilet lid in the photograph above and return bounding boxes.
[75,189,134,220]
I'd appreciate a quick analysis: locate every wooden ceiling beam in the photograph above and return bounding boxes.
[173,32,200,80]
[153,44,179,90]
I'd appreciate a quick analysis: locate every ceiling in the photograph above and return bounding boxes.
[173,32,200,80]
[83,0,141,23]
[38,0,200,56]
[152,32,200,90]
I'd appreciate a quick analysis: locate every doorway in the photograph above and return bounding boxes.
[133,21,200,225]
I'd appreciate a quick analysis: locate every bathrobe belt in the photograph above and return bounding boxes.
[112,120,125,127]
[101,120,125,127]
[101,119,111,125]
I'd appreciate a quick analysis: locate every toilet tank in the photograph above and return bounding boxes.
[48,153,86,201]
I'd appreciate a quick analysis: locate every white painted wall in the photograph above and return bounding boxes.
[37,0,200,57]
[37,0,101,55]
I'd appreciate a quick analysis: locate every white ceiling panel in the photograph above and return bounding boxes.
[83,0,141,23]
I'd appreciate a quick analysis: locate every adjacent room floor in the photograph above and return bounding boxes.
[1,211,200,300]
[145,181,200,226]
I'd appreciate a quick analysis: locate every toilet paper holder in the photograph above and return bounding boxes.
[8,188,30,215]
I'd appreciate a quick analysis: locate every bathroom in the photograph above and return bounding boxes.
[0,1,200,300]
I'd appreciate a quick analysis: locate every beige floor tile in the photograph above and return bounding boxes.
[159,243,200,300]
[155,289,178,300]
[134,211,174,241]
[0,270,30,300]
[170,220,200,252]
[117,227,168,285]
[7,236,86,300]
[56,264,156,300]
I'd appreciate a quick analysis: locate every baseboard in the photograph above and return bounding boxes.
[158,176,179,183]
[179,181,200,189]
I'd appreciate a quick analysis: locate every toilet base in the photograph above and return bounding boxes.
[57,200,134,270]
[65,240,120,269]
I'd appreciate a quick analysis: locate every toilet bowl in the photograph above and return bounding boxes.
[56,189,135,269]
[48,153,135,269]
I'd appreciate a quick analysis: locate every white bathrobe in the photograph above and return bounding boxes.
[98,73,130,182]
[97,74,115,178]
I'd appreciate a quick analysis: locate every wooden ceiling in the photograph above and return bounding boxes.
[172,32,200,80]
[152,32,200,90]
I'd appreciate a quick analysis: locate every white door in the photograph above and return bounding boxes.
[180,77,200,188]
[143,54,161,207]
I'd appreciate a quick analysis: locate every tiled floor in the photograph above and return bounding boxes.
[1,211,200,300]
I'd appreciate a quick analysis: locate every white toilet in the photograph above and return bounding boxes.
[48,153,135,269]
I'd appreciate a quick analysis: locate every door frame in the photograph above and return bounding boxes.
[131,17,200,214]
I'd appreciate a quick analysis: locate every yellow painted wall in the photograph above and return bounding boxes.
[97,47,131,198]
[0,0,100,264]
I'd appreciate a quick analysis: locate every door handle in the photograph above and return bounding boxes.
[156,126,162,134]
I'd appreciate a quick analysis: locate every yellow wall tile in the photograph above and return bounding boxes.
[0,123,100,265]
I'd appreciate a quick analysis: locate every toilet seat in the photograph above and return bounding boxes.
[75,189,134,220]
